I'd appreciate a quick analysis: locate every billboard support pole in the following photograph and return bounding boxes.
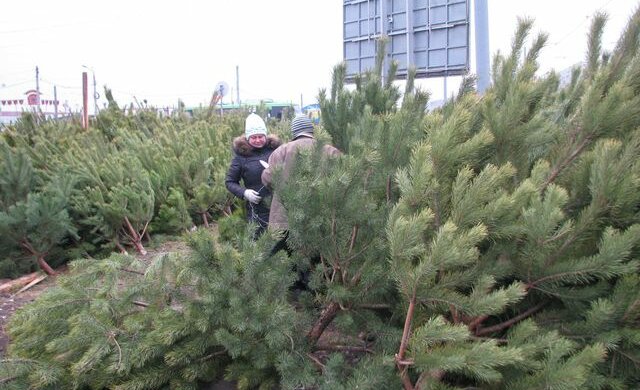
[444,76,448,102]
[474,0,490,93]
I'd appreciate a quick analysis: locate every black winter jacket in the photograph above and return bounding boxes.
[225,135,281,228]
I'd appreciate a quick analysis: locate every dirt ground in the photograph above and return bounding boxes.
[0,239,190,358]
[0,273,58,356]
[0,237,241,389]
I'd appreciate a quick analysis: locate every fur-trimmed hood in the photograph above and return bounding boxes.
[232,135,281,156]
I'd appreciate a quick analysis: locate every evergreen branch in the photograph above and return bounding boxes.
[617,350,640,369]
[468,315,489,332]
[108,331,123,369]
[115,241,128,254]
[319,255,333,283]
[0,375,18,385]
[348,225,358,255]
[314,344,373,354]
[199,350,227,362]
[541,221,592,269]
[201,212,209,228]
[330,212,343,276]
[19,238,37,256]
[119,267,145,275]
[432,188,443,229]
[345,239,375,265]
[475,301,548,336]
[307,353,325,371]
[542,134,592,192]
[415,369,445,390]
[621,299,640,323]
[307,301,341,346]
[610,353,617,376]
[469,336,508,344]
[140,220,150,239]
[123,216,140,241]
[356,303,391,310]
[528,266,609,287]
[420,297,466,313]
[398,290,417,362]
[450,305,460,324]
[397,290,417,390]
[399,369,414,390]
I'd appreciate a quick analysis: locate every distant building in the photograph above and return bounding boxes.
[186,99,297,120]
[302,104,321,124]
[0,89,65,125]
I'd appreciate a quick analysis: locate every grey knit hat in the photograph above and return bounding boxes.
[291,115,314,139]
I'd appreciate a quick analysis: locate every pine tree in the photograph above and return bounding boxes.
[155,187,194,233]
[70,147,155,255]
[0,143,77,275]
[4,7,640,390]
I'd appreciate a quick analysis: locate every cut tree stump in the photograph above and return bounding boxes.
[0,272,40,294]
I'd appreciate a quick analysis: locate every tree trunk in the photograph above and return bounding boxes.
[124,217,147,255]
[201,212,210,228]
[37,255,57,276]
[397,291,417,390]
[306,301,341,346]
[0,272,39,293]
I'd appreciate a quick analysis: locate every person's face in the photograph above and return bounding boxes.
[248,134,266,148]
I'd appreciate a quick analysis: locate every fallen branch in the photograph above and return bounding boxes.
[307,353,326,371]
[119,267,145,276]
[11,275,47,297]
[314,344,373,354]
[0,272,40,294]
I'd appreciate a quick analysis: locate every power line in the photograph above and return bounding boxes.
[39,78,80,90]
[0,79,32,88]
[550,0,619,46]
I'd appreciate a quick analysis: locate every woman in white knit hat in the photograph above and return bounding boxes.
[225,113,281,237]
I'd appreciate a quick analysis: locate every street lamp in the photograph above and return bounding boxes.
[82,65,99,115]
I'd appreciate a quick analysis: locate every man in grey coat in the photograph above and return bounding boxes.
[261,115,341,232]
[261,115,341,289]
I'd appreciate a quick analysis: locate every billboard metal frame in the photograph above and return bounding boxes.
[343,0,470,80]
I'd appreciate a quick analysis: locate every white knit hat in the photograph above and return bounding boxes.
[245,113,267,139]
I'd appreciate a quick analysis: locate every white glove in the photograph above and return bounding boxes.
[243,189,262,204]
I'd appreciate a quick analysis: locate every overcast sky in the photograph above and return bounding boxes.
[0,0,638,112]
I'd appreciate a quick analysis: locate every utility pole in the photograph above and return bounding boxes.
[83,65,99,115]
[82,72,89,129]
[92,71,98,115]
[53,86,58,119]
[35,66,41,113]
[236,65,240,108]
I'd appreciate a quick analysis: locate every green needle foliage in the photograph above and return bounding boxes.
[4,7,640,390]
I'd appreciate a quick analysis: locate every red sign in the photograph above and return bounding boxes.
[27,92,38,105]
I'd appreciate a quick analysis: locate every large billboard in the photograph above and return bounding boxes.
[343,0,470,80]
